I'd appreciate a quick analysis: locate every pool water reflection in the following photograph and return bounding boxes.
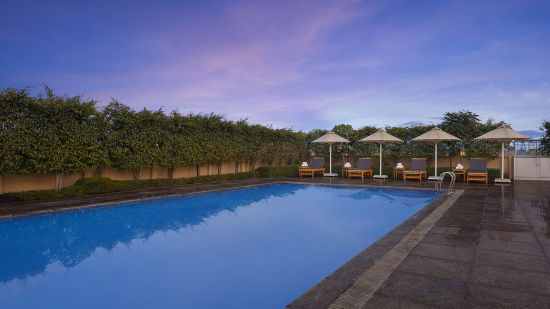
[0,184,440,308]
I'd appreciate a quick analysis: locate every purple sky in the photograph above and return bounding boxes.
[1,0,549,132]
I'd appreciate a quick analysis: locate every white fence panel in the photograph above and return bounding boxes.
[514,155,550,181]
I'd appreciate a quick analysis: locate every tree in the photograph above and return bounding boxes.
[540,121,550,155]
[440,110,504,164]
[103,102,166,180]
[384,125,436,167]
[351,125,378,160]
[0,88,35,175]
[1,87,109,190]
[162,112,201,178]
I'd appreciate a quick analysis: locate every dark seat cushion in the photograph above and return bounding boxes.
[311,158,323,169]
[357,158,371,170]
[469,159,487,173]
[409,159,426,171]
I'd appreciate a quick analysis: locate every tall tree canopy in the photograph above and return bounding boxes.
[440,110,505,161]
[540,121,550,155]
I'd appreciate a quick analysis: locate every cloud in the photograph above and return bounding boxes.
[2,0,549,132]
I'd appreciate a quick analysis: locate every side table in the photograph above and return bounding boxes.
[394,167,405,180]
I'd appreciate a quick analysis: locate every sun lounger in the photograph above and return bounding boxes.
[403,158,427,182]
[299,157,325,178]
[467,158,488,183]
[348,158,373,180]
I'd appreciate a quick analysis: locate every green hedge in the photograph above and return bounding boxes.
[256,165,299,177]
[12,172,256,201]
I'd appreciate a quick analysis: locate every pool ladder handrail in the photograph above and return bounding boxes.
[437,171,456,192]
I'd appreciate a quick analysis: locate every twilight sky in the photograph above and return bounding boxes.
[1,0,549,132]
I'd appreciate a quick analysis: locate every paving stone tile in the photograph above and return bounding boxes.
[435,218,480,229]
[475,249,550,273]
[479,230,538,244]
[396,255,471,282]
[482,216,529,225]
[443,211,482,221]
[452,203,483,211]
[470,264,550,295]
[420,232,476,248]
[412,242,475,262]
[375,271,466,309]
[477,238,544,256]
[445,208,482,216]
[533,230,550,246]
[480,221,531,232]
[363,294,440,309]
[464,283,550,309]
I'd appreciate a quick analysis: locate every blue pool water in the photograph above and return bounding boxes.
[0,184,440,308]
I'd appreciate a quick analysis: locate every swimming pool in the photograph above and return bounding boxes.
[0,184,440,308]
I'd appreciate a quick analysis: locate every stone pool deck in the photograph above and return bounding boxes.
[1,177,549,308]
[289,178,550,308]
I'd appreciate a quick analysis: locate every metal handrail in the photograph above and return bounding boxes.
[437,171,456,192]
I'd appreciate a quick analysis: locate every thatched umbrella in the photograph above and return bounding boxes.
[475,125,530,183]
[359,130,403,179]
[312,131,350,176]
[412,127,460,180]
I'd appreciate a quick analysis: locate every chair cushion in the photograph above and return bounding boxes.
[469,159,487,172]
[311,158,323,169]
[410,159,426,171]
[357,158,371,170]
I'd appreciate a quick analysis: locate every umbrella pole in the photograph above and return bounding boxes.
[501,141,504,179]
[434,142,438,177]
[329,143,333,174]
[379,142,383,176]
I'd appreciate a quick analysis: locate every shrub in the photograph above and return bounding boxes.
[371,165,394,176]
[256,165,299,177]
[12,172,257,201]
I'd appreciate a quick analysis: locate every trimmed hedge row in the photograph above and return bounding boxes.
[12,172,256,201]
[256,165,299,177]
[10,166,300,201]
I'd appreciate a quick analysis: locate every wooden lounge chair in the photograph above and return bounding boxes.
[403,158,427,182]
[467,158,488,183]
[299,157,325,178]
[348,158,373,180]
